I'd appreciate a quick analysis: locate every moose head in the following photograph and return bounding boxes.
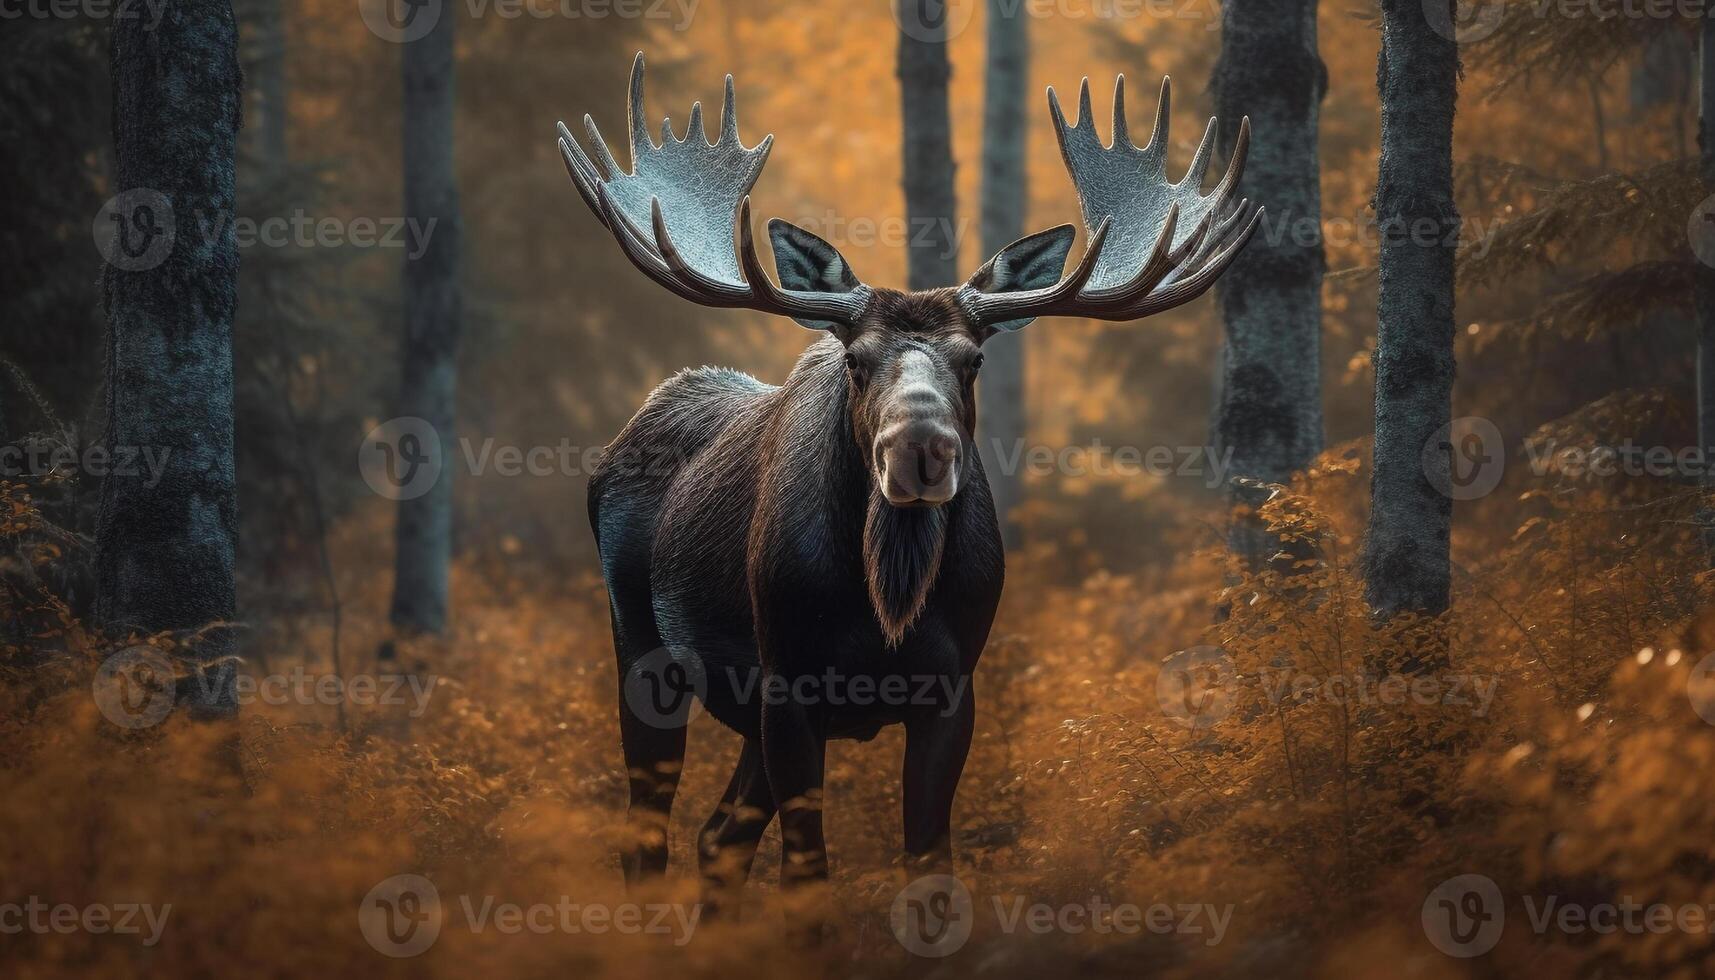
[558,54,1260,510]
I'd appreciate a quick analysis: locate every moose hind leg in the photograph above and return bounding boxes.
[617,679,688,884]
[599,509,691,885]
[697,737,777,914]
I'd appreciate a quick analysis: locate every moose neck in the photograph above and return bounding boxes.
[784,337,950,646]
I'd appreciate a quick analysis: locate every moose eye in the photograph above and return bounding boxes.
[971,353,985,373]
[844,351,869,387]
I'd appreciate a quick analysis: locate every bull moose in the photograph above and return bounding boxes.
[558,53,1259,898]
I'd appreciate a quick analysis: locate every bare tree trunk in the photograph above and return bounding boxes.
[252,0,288,166]
[978,0,1028,549]
[98,0,243,717]
[1698,21,1715,562]
[1212,0,1326,571]
[389,8,462,635]
[1632,31,1692,121]
[897,0,959,290]
[1362,0,1459,645]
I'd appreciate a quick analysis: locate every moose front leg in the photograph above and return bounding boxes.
[698,737,776,916]
[901,675,975,873]
[760,693,829,886]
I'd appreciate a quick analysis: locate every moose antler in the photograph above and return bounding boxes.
[559,56,1260,331]
[556,53,873,324]
[957,76,1263,327]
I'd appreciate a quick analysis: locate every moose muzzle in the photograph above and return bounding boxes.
[876,414,962,507]
[873,348,965,506]
[877,421,961,506]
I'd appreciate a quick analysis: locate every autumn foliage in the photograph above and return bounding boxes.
[6,395,1715,977]
[7,1,1715,977]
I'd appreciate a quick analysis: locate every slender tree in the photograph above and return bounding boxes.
[1,20,108,438]
[1628,29,1709,561]
[1631,31,1690,159]
[389,7,463,634]
[1212,0,1327,570]
[978,0,1028,548]
[1362,0,1460,639]
[1699,17,1715,561]
[97,0,243,716]
[250,0,289,167]
[897,0,959,289]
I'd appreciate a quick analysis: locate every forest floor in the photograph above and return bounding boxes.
[5,445,1715,979]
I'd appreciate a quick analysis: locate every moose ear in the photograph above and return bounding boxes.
[964,224,1077,332]
[768,219,862,331]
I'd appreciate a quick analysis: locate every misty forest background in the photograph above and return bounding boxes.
[5,0,1715,977]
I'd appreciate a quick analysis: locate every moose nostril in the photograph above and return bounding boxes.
[913,438,958,487]
[914,448,942,486]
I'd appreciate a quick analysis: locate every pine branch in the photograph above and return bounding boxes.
[1468,3,1687,94]
[1459,160,1698,286]
[1479,260,1695,349]
[1330,161,1697,286]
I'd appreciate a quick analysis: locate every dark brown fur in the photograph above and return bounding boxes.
[589,288,1004,891]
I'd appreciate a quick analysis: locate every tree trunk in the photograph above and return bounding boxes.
[1362,0,1459,635]
[97,0,244,717]
[897,0,959,290]
[389,8,462,634]
[1212,0,1326,570]
[977,0,1028,549]
[1633,31,1691,130]
[1699,20,1715,563]
[252,0,288,166]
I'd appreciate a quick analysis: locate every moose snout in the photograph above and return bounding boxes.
[876,422,961,506]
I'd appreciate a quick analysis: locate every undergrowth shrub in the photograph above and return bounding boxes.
[2,421,1713,978]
